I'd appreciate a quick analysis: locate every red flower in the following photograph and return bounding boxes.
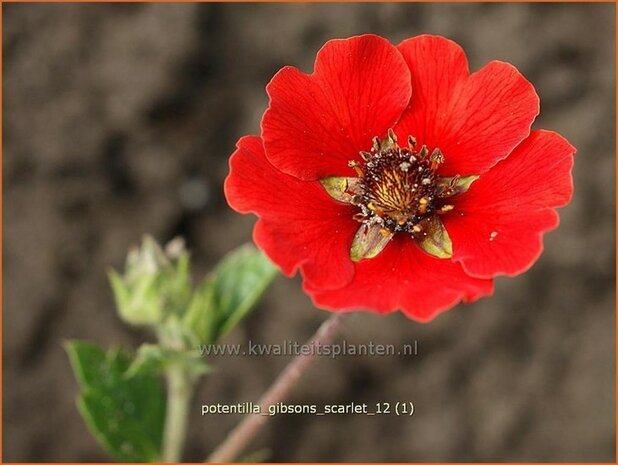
[224,34,575,322]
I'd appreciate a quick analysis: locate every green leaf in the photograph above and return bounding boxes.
[183,244,278,344]
[65,341,165,462]
[350,223,394,262]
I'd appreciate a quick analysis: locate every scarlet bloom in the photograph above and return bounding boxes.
[225,34,575,322]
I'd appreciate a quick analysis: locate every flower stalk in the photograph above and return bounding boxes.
[208,312,351,463]
[162,364,195,462]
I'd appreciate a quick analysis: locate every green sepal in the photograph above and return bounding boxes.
[320,176,362,204]
[109,269,163,326]
[437,175,479,197]
[350,223,394,262]
[181,282,217,346]
[416,216,453,259]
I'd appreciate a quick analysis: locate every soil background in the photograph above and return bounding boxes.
[3,2,616,462]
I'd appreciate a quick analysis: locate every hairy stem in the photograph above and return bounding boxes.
[162,365,194,462]
[208,312,351,463]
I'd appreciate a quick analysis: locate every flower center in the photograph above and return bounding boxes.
[319,130,479,261]
[348,130,454,235]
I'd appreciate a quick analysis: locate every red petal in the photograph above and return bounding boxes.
[224,136,359,290]
[262,34,411,180]
[394,35,469,151]
[305,235,494,322]
[443,130,576,278]
[395,35,539,176]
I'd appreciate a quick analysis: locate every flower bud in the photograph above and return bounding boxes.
[109,236,191,326]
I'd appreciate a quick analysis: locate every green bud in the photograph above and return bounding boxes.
[109,236,192,327]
